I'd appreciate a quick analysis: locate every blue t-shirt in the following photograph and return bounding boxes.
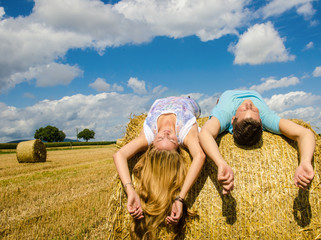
[210,90,281,134]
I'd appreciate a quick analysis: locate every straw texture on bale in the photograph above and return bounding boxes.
[16,139,47,163]
[107,115,321,239]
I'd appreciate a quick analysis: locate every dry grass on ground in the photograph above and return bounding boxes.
[0,145,118,239]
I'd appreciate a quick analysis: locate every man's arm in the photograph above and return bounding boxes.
[199,117,234,194]
[113,131,148,219]
[279,119,315,190]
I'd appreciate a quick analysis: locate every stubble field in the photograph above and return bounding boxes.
[0,145,118,239]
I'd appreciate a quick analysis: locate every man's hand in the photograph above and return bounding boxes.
[166,200,183,225]
[217,163,234,194]
[127,190,144,219]
[294,163,314,190]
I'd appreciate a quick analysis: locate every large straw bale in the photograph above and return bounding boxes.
[16,139,47,163]
[107,115,321,239]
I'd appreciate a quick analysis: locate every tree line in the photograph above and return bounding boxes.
[34,125,95,142]
[31,126,321,142]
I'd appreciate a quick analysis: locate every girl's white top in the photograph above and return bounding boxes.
[143,96,201,145]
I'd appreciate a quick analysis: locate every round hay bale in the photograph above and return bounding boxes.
[16,139,47,163]
[107,115,321,239]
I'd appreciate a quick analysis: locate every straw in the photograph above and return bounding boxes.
[107,115,321,239]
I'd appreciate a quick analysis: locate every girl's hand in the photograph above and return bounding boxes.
[166,200,183,225]
[127,190,144,219]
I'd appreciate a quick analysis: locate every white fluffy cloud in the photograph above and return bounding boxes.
[279,106,321,132]
[0,0,251,93]
[89,78,124,92]
[1,90,320,142]
[1,0,317,93]
[0,91,221,142]
[197,94,221,117]
[90,78,111,92]
[35,63,83,87]
[297,2,316,20]
[23,93,36,99]
[279,106,320,120]
[0,92,152,143]
[5,63,83,91]
[260,0,315,19]
[114,0,247,41]
[229,22,295,65]
[304,41,314,50]
[265,91,321,112]
[0,17,89,92]
[250,76,300,93]
[1,0,320,141]
[112,83,125,92]
[127,77,147,94]
[0,7,4,19]
[152,85,168,95]
[313,66,321,77]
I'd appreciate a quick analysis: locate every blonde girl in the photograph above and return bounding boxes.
[113,96,205,239]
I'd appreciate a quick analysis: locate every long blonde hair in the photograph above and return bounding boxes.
[131,145,188,239]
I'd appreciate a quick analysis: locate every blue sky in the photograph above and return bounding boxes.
[0,0,320,142]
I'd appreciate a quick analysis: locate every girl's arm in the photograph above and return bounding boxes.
[113,130,148,219]
[179,124,206,199]
[167,124,205,225]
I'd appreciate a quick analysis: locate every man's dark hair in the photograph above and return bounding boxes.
[232,118,263,146]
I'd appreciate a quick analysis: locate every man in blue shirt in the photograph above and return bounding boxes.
[200,90,316,194]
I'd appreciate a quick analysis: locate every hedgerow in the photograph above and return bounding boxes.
[0,141,116,149]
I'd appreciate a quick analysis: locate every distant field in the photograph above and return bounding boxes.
[0,145,118,239]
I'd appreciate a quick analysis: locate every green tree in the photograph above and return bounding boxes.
[34,125,66,142]
[77,128,95,142]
